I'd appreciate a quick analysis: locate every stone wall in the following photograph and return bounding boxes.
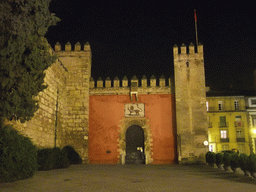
[174,43,208,163]
[7,42,92,162]
[5,58,68,149]
[55,42,91,161]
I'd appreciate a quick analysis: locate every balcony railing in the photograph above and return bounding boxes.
[218,122,229,128]
[208,106,245,112]
[236,138,245,142]
[234,121,244,127]
[220,138,229,142]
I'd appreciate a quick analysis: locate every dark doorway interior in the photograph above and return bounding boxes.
[125,125,145,164]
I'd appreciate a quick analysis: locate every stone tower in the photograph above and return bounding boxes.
[55,42,92,161]
[173,43,208,163]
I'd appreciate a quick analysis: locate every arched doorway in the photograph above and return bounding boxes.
[125,125,145,164]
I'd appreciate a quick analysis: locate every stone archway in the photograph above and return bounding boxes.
[118,118,153,164]
[125,125,145,164]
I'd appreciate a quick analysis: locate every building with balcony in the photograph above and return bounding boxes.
[206,92,251,154]
[245,96,256,153]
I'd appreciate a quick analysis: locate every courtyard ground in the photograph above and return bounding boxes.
[0,164,256,192]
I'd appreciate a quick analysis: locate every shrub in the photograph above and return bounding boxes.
[37,148,54,171]
[215,153,223,168]
[223,152,231,171]
[62,146,82,164]
[205,151,215,166]
[239,153,250,176]
[38,147,70,171]
[52,147,70,169]
[248,154,256,178]
[0,123,37,182]
[230,153,240,172]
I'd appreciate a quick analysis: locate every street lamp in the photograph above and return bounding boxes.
[204,141,209,153]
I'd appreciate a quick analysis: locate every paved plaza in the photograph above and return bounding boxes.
[1,164,256,192]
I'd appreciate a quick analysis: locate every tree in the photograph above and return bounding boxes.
[0,0,60,122]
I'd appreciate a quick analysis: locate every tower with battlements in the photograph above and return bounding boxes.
[54,42,91,160]
[173,43,208,163]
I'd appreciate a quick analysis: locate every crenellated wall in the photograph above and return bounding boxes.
[90,75,172,96]
[7,41,208,165]
[89,75,177,164]
[7,42,92,162]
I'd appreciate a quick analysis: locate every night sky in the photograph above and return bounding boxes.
[46,0,256,90]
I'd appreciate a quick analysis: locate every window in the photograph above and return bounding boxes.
[222,145,229,150]
[235,116,242,127]
[220,130,229,142]
[220,130,228,139]
[234,100,239,110]
[249,98,256,107]
[219,116,226,127]
[209,145,213,152]
[251,99,256,105]
[218,101,223,110]
[238,144,245,153]
[206,101,209,111]
[235,116,241,121]
[252,115,256,127]
[236,130,242,138]
[207,116,211,128]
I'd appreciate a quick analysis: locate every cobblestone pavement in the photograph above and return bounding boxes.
[1,164,256,192]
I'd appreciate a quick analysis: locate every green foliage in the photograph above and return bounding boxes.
[37,147,70,171]
[215,153,223,167]
[248,154,256,172]
[230,153,240,171]
[52,147,70,169]
[205,151,215,166]
[223,152,231,167]
[0,0,60,121]
[239,153,250,176]
[37,148,54,171]
[0,122,37,182]
[62,146,83,164]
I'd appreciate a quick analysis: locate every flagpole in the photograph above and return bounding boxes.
[194,9,198,47]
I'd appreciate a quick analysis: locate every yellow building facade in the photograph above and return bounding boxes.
[206,95,250,154]
[245,96,256,154]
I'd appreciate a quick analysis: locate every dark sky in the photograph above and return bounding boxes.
[46,0,256,90]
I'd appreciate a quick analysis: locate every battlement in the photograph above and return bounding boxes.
[54,42,91,52]
[173,43,203,60]
[90,75,172,95]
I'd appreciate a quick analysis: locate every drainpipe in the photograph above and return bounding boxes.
[54,89,59,148]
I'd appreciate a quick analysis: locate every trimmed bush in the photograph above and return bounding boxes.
[0,123,37,182]
[215,153,223,168]
[239,153,250,176]
[38,148,70,171]
[230,153,240,172]
[223,152,231,171]
[205,151,215,167]
[248,154,256,178]
[62,146,82,164]
[37,148,54,171]
[52,147,70,169]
